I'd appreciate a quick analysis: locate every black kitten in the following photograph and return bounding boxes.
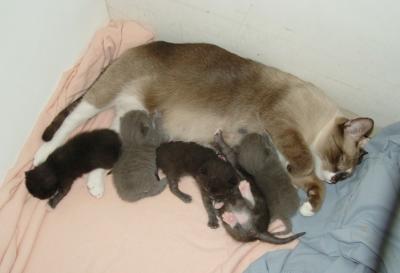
[156,141,239,228]
[26,129,121,208]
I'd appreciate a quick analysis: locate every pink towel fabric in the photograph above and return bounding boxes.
[0,21,297,273]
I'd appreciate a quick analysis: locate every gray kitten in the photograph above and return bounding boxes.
[236,133,300,234]
[214,131,300,234]
[112,110,167,202]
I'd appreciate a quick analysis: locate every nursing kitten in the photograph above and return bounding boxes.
[25,129,121,208]
[34,41,374,216]
[156,141,239,228]
[112,110,167,202]
[214,130,300,234]
[214,180,305,244]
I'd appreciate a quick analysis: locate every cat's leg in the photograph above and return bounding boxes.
[87,168,107,198]
[166,174,192,203]
[272,128,313,177]
[48,182,72,208]
[270,128,325,215]
[292,174,325,216]
[111,93,148,132]
[200,188,219,229]
[34,100,100,166]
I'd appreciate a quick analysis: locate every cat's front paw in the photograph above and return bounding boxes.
[299,201,315,217]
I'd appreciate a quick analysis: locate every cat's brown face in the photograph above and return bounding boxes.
[313,117,374,184]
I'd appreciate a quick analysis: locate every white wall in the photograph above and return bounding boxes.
[0,0,109,181]
[107,0,400,127]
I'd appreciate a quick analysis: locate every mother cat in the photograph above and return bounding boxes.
[34,41,373,216]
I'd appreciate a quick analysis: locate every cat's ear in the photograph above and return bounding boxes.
[343,118,374,141]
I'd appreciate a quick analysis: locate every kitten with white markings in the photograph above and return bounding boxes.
[25,129,121,208]
[112,110,167,202]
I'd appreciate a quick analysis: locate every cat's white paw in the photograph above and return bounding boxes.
[33,142,57,166]
[299,201,315,217]
[87,170,105,198]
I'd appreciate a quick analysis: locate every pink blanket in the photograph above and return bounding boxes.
[0,21,297,273]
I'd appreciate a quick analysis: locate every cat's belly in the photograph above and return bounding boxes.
[161,107,261,146]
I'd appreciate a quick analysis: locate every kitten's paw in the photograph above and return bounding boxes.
[213,201,224,209]
[299,201,315,217]
[208,219,219,229]
[87,170,105,198]
[33,142,57,166]
[238,180,250,194]
[222,211,238,228]
[157,169,166,180]
[180,194,192,203]
[88,184,104,198]
[238,180,255,206]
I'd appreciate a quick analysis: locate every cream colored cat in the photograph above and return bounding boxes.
[33,41,373,216]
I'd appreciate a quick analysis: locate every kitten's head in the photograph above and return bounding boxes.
[25,164,58,199]
[196,159,239,202]
[237,133,277,174]
[120,110,162,146]
[313,117,374,184]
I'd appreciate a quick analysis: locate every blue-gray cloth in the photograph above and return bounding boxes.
[245,122,400,273]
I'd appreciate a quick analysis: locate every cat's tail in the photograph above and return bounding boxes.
[257,231,305,244]
[42,94,84,141]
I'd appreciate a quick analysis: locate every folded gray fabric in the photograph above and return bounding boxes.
[245,122,400,273]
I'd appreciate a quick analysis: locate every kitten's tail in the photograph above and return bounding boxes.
[257,231,305,244]
[42,95,84,141]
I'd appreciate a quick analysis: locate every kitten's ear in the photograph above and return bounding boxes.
[343,118,374,141]
[140,122,150,136]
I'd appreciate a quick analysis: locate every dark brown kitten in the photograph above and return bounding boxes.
[155,141,239,228]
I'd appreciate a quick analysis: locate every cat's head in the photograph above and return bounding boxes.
[119,110,162,146]
[313,117,374,184]
[25,164,58,199]
[196,158,239,202]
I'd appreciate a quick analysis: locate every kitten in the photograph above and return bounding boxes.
[25,129,121,208]
[156,141,239,228]
[34,41,374,216]
[214,130,300,234]
[112,110,167,202]
[214,180,305,244]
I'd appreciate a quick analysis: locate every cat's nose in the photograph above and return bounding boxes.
[331,172,349,184]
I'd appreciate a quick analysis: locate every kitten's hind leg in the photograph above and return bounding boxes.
[87,168,107,198]
[34,100,101,166]
[213,129,238,166]
[167,175,192,203]
[48,183,72,208]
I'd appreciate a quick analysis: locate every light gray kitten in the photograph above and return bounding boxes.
[236,133,300,234]
[112,110,167,202]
